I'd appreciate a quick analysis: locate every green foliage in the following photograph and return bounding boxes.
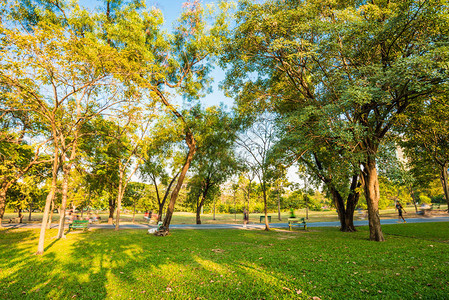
[185,105,239,214]
[419,194,431,205]
[221,0,449,234]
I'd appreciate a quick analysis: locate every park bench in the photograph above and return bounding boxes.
[69,220,89,231]
[260,215,271,223]
[416,205,432,216]
[288,217,307,230]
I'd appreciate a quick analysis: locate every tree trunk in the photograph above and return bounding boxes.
[0,188,6,228]
[341,175,361,232]
[262,182,269,231]
[36,148,59,255]
[108,196,115,225]
[277,185,281,221]
[132,200,136,224]
[213,198,216,220]
[196,204,202,225]
[28,201,33,222]
[361,158,385,242]
[47,199,54,229]
[158,172,179,222]
[157,203,164,223]
[57,162,70,238]
[409,186,419,213]
[247,180,251,223]
[115,167,124,231]
[163,132,196,231]
[18,208,23,223]
[439,163,449,212]
[330,186,350,231]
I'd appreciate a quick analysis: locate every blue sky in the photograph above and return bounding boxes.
[78,0,233,109]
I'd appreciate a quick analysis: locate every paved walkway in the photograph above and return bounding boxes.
[3,217,449,230]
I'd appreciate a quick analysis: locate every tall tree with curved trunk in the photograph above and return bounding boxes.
[99,0,232,232]
[185,105,239,224]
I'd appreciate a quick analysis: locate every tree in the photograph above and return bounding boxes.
[105,0,232,232]
[139,115,183,222]
[122,182,146,223]
[185,105,238,224]
[0,111,51,227]
[111,105,152,231]
[0,1,127,253]
[236,115,278,231]
[398,98,449,211]
[222,0,449,241]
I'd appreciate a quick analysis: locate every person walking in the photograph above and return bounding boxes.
[243,209,249,228]
[396,202,406,223]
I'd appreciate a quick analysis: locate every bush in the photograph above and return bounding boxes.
[431,194,445,204]
[419,194,431,204]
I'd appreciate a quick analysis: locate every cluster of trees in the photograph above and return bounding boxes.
[0,0,235,254]
[221,0,449,240]
[1,0,448,256]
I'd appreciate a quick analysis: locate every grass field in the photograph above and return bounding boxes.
[1,222,448,299]
[3,204,447,225]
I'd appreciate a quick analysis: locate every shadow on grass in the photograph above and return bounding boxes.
[2,225,449,299]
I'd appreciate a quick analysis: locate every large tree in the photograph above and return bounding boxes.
[100,0,232,232]
[399,97,449,211]
[186,105,238,224]
[139,115,183,222]
[222,0,449,241]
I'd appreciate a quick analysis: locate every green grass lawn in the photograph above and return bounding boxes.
[1,223,448,299]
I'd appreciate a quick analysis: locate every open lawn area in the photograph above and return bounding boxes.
[1,223,448,299]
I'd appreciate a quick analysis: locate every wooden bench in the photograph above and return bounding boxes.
[288,217,307,230]
[69,220,89,231]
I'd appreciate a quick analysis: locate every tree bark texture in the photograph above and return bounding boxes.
[36,148,59,255]
[28,201,33,221]
[0,188,6,228]
[277,186,281,221]
[361,158,385,242]
[262,182,269,231]
[308,155,360,232]
[195,204,202,225]
[163,132,196,231]
[439,163,449,212]
[57,162,70,238]
[115,167,124,231]
[47,199,54,229]
[108,196,115,225]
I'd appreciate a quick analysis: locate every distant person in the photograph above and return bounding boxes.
[396,202,406,223]
[243,209,249,228]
